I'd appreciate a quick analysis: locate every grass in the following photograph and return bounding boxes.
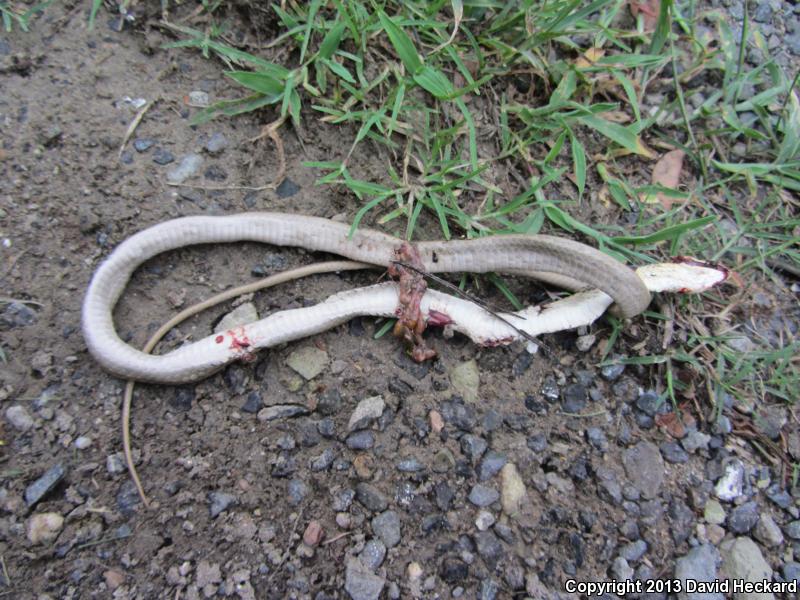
[132,2,798,465]
[0,0,50,31]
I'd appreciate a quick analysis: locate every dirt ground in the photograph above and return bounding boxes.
[1,2,798,599]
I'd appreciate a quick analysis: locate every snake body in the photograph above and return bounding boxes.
[82,213,724,384]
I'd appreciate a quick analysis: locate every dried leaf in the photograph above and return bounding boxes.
[654,408,695,439]
[575,47,605,68]
[629,0,660,31]
[648,149,685,209]
[598,110,632,124]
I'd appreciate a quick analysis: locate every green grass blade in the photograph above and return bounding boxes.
[377,10,423,74]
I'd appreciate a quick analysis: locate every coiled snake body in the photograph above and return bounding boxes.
[82,212,726,384]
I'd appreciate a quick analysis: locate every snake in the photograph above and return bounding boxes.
[82,212,727,384]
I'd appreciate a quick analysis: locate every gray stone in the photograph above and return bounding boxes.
[396,457,425,472]
[371,511,401,548]
[276,178,301,198]
[468,484,500,507]
[783,562,800,585]
[332,488,355,512]
[729,501,760,534]
[682,430,711,453]
[754,514,784,547]
[788,33,800,56]
[310,447,336,472]
[478,451,507,481]
[660,442,689,464]
[675,544,723,600]
[432,448,455,473]
[623,441,664,499]
[705,499,727,525]
[475,510,496,531]
[214,303,258,333]
[450,360,479,402]
[586,427,608,452]
[611,556,634,580]
[600,363,625,381]
[1,301,36,327]
[636,391,662,416]
[287,479,309,505]
[440,557,469,584]
[474,530,504,569]
[257,404,310,421]
[208,491,236,518]
[479,579,500,600]
[439,398,476,431]
[348,396,385,431]
[6,405,34,431]
[166,153,203,183]
[286,347,328,380]
[345,557,385,600]
[205,132,228,154]
[785,520,800,540]
[765,484,792,510]
[460,434,488,461]
[346,430,375,450]
[355,483,388,512]
[106,453,126,475]
[24,464,65,507]
[133,138,155,152]
[241,391,263,414]
[359,539,386,571]
[595,466,623,505]
[153,148,175,165]
[753,2,772,23]
[562,383,587,413]
[719,537,773,600]
[620,540,648,563]
[317,389,343,416]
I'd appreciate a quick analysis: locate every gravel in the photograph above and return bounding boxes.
[623,441,664,499]
[468,484,500,507]
[371,511,401,548]
[24,463,65,507]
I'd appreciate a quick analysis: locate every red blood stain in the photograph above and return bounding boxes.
[227,327,252,352]
[215,335,224,344]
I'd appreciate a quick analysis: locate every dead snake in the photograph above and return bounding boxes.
[82,212,725,384]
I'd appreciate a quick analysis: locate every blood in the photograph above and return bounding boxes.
[215,335,224,344]
[227,327,252,352]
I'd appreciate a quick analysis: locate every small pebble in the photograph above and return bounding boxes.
[27,512,64,544]
[302,520,324,546]
[25,464,66,507]
[475,510,496,531]
[468,484,500,507]
[205,132,228,154]
[6,405,34,431]
[74,436,92,450]
[133,138,155,152]
[152,148,175,165]
[208,491,236,518]
[348,396,385,431]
